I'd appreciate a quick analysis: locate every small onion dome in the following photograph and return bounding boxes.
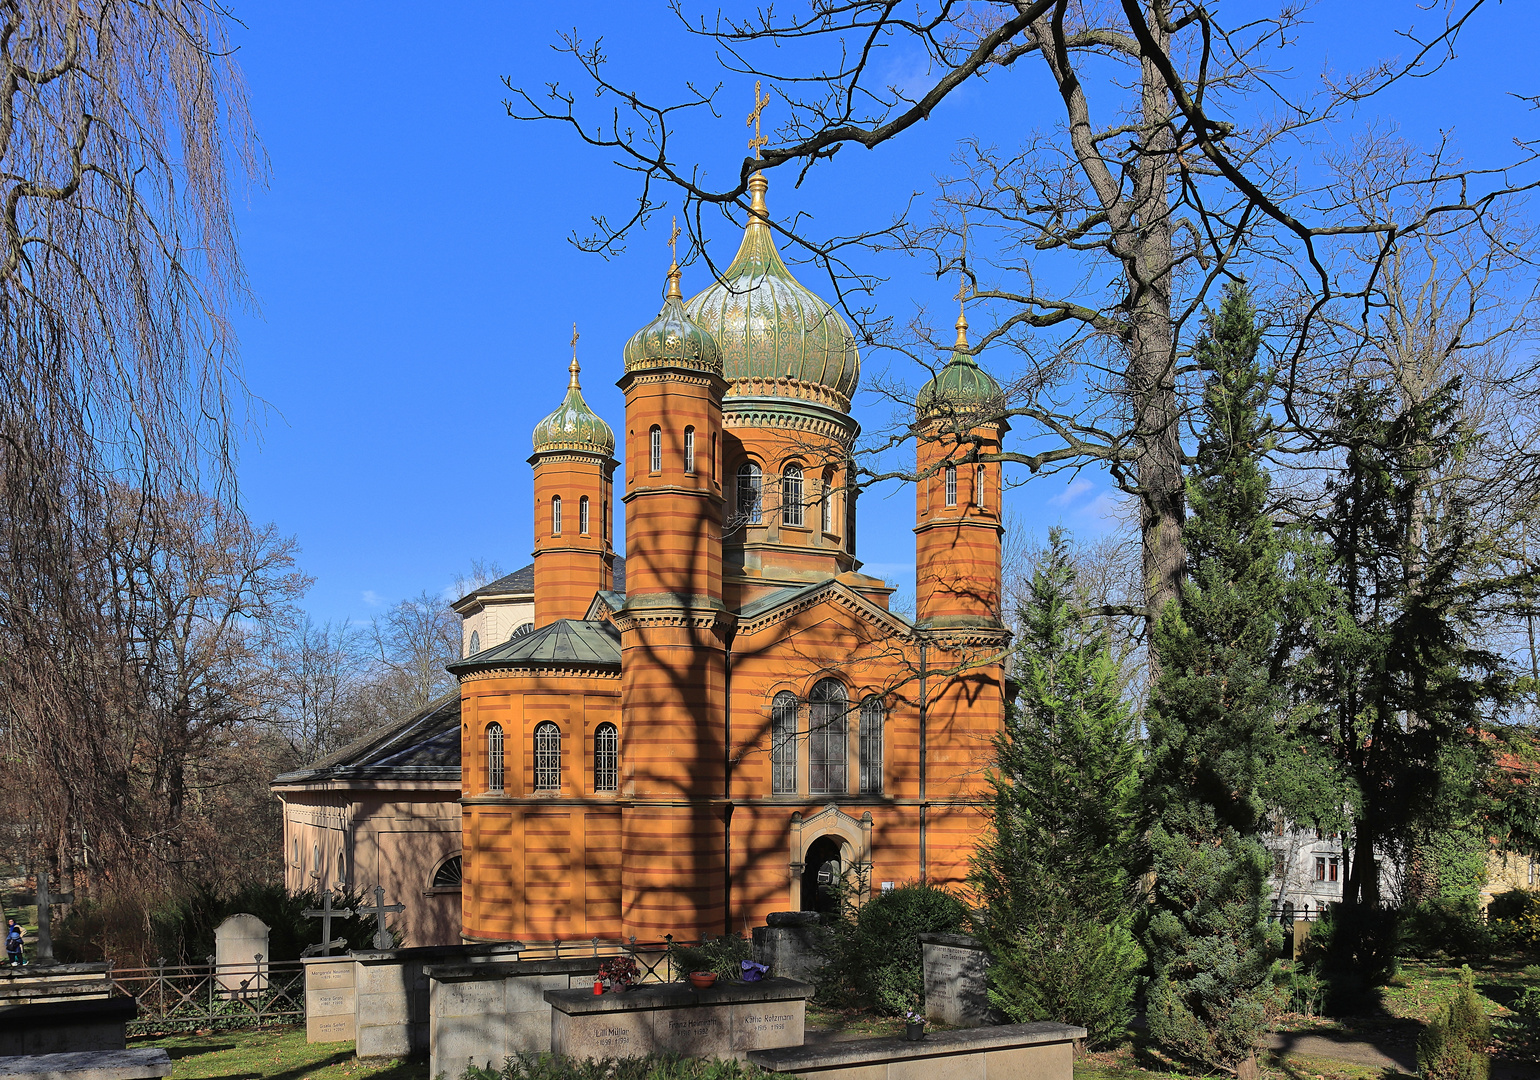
[622,264,724,375]
[683,171,860,410]
[532,357,616,456]
[916,311,1002,419]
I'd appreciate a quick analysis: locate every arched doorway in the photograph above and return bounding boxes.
[801,835,843,914]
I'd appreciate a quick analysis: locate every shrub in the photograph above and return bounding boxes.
[1511,986,1540,1030]
[1487,889,1540,953]
[987,910,1140,1046]
[667,935,750,981]
[1417,966,1490,1080]
[825,883,969,1015]
[1303,903,1401,1013]
[1402,898,1491,960]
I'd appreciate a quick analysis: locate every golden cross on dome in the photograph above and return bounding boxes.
[669,216,681,267]
[570,323,579,357]
[747,80,771,159]
[954,212,971,309]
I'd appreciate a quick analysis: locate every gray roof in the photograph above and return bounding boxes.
[453,557,625,607]
[448,618,621,675]
[273,692,461,785]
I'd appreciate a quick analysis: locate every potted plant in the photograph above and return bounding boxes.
[598,955,639,992]
[903,1010,926,1041]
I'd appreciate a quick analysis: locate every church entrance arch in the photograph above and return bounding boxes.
[801,835,844,913]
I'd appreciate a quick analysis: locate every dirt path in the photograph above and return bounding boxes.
[1266,1029,1534,1079]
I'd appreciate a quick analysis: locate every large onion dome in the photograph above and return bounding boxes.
[622,265,723,375]
[916,312,1002,419]
[683,172,860,411]
[532,358,615,455]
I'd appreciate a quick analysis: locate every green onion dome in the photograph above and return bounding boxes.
[532,358,616,456]
[622,265,724,375]
[916,312,1002,419]
[683,172,860,412]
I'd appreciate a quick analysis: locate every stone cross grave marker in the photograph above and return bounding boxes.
[302,885,354,957]
[32,870,74,966]
[214,913,270,995]
[360,885,404,951]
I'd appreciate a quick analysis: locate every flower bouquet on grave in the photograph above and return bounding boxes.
[903,1010,927,1041]
[598,955,639,992]
[740,960,768,983]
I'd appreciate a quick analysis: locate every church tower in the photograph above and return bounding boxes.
[530,350,616,625]
[613,255,731,938]
[914,308,1006,628]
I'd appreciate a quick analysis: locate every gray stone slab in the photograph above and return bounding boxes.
[748,1022,1087,1072]
[0,1048,172,1080]
[427,957,604,1076]
[752,925,830,984]
[547,979,810,1060]
[921,939,989,1028]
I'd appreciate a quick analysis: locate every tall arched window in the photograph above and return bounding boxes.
[293,838,299,866]
[650,426,662,472]
[684,427,696,474]
[782,464,804,527]
[771,692,798,795]
[594,723,619,792]
[468,630,480,655]
[737,462,763,525]
[976,464,988,509]
[313,843,321,875]
[486,723,505,791]
[337,851,346,884]
[552,495,563,535]
[534,722,562,792]
[602,499,609,540]
[859,697,885,794]
[809,679,848,795]
[710,433,717,482]
[580,495,590,534]
[944,465,957,507]
[821,471,834,533]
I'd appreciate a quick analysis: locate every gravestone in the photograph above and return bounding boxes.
[424,957,602,1077]
[214,914,269,995]
[919,932,989,1027]
[751,913,828,984]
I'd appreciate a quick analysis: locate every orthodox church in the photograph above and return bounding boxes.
[448,168,1011,943]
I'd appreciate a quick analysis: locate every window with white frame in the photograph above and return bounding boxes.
[468,630,480,655]
[594,723,619,792]
[552,495,562,535]
[771,692,798,795]
[486,723,505,792]
[809,678,848,795]
[534,721,562,791]
[976,464,987,509]
[684,427,696,474]
[580,495,590,534]
[859,696,884,794]
[650,426,662,472]
[944,465,957,507]
[737,462,763,525]
[782,464,804,526]
[820,475,833,533]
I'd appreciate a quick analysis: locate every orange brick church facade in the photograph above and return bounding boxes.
[451,171,1010,943]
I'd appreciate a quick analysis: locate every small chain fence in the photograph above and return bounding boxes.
[108,956,305,1035]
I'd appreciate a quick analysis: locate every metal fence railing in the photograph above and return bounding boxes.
[108,957,306,1035]
[495,937,704,984]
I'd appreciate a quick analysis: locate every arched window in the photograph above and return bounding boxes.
[944,465,957,507]
[337,850,346,884]
[534,722,562,791]
[468,630,480,655]
[684,427,696,474]
[650,426,662,473]
[821,471,834,533]
[580,495,590,535]
[292,839,299,866]
[710,433,717,481]
[976,464,988,509]
[552,495,563,535]
[782,464,804,527]
[602,499,609,540]
[486,723,505,792]
[511,622,534,640]
[312,843,321,874]
[771,692,798,795]
[594,723,619,792]
[737,462,763,525]
[809,679,848,795]
[432,855,463,889]
[859,697,885,794]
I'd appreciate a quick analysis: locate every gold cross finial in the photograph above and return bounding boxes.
[569,323,582,387]
[669,216,681,268]
[570,323,579,356]
[747,80,771,159]
[954,212,971,350]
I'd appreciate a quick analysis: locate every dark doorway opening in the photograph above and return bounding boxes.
[801,835,843,914]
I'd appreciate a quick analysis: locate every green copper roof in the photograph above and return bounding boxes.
[446,618,621,674]
[623,268,723,375]
[917,314,1001,417]
[532,359,615,456]
[683,172,859,408]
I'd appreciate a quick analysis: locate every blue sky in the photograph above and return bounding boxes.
[225,1,1539,623]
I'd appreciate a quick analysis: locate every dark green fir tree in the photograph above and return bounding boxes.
[1143,282,1285,1080]
[970,528,1142,1047]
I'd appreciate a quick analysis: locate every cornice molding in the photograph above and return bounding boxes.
[458,664,622,683]
[736,579,913,642]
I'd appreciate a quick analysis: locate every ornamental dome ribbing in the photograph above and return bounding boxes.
[532,359,615,456]
[916,312,1002,419]
[622,266,724,375]
[683,172,860,411]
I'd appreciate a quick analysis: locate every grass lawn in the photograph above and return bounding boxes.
[133,1028,427,1080]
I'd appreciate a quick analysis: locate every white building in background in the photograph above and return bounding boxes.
[1261,817,1407,920]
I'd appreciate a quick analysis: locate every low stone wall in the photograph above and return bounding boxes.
[0,964,114,1007]
[748,1021,1086,1080]
[425,958,603,1078]
[303,942,526,1057]
[546,978,810,1062]
[918,933,989,1028]
[0,1048,172,1080]
[0,997,139,1055]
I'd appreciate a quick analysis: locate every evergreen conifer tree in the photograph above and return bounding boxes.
[971,529,1142,1047]
[1143,283,1284,1080]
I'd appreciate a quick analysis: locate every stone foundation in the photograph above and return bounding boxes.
[748,1021,1085,1080]
[426,958,603,1078]
[0,1048,172,1079]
